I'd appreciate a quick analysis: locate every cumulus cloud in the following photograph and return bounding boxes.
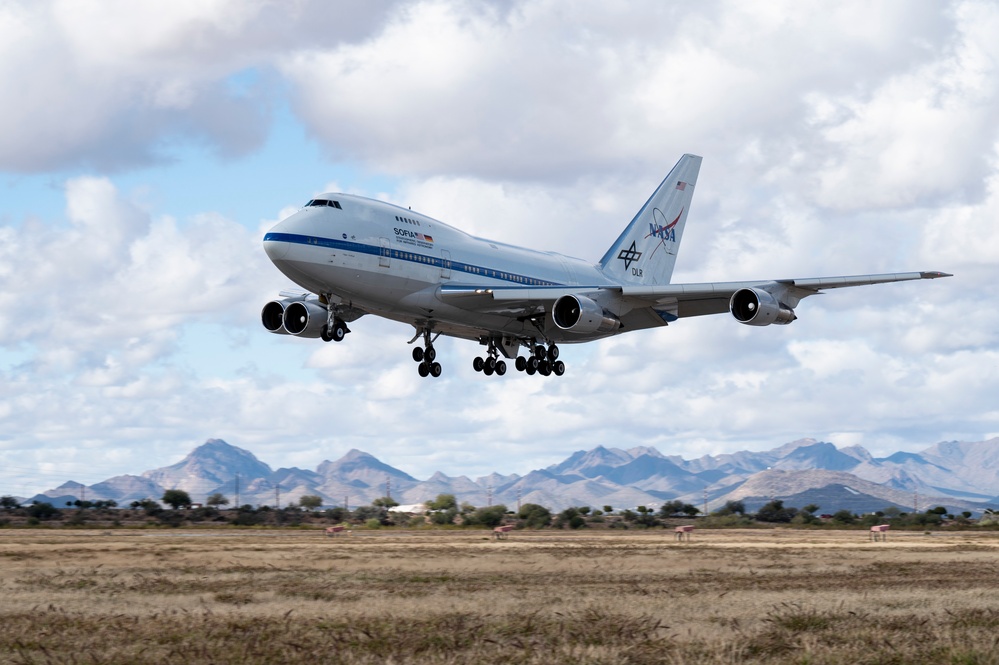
[278,0,983,188]
[0,176,274,378]
[0,0,399,171]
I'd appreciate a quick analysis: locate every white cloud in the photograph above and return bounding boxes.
[0,0,400,171]
[0,177,275,380]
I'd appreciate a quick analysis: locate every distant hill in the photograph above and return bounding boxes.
[29,436,999,514]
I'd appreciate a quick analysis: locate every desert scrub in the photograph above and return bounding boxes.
[4,530,999,663]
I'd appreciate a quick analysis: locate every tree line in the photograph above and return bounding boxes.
[1,491,994,529]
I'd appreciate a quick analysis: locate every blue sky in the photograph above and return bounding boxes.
[1,1,997,497]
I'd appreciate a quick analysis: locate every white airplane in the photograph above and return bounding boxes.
[262,154,950,378]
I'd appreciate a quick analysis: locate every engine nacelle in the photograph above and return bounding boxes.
[261,300,290,334]
[282,300,328,337]
[552,294,621,334]
[729,288,796,326]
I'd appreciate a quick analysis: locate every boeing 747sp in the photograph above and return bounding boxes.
[262,155,950,378]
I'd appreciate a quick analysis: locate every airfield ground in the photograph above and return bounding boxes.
[2,528,998,664]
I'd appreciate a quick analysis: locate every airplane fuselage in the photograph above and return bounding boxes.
[264,194,628,343]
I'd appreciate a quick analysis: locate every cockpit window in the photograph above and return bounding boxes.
[305,199,342,209]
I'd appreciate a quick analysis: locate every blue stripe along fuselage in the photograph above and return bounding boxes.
[263,232,565,287]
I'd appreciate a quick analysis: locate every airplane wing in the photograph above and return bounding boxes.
[437,271,952,320]
[435,284,586,317]
[617,271,953,317]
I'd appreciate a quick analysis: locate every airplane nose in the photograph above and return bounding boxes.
[263,231,289,261]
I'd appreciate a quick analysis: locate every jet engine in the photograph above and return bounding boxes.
[282,300,328,337]
[729,288,796,326]
[261,300,290,334]
[261,299,327,337]
[552,294,621,334]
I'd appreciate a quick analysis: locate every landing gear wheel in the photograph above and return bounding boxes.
[413,347,425,363]
[430,362,443,378]
[553,360,565,376]
[526,363,537,376]
[539,360,552,376]
[425,346,437,362]
[534,345,546,360]
[321,325,334,342]
[495,360,507,376]
[483,363,494,376]
[528,357,540,371]
[547,345,560,361]
[473,357,485,372]
[418,362,431,377]
[329,320,347,342]
[515,356,527,372]
[485,357,496,372]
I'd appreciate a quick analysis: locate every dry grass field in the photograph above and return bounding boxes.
[2,528,999,664]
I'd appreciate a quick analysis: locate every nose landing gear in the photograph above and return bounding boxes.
[321,319,349,342]
[320,300,350,342]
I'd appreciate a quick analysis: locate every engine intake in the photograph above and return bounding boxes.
[730,288,796,326]
[552,295,621,334]
[261,300,289,334]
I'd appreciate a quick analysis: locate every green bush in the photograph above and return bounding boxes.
[831,509,856,525]
[517,503,551,529]
[466,505,507,527]
[756,500,797,523]
[430,508,458,525]
[161,489,192,510]
[27,502,59,521]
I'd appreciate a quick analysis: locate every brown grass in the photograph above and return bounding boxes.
[2,528,999,663]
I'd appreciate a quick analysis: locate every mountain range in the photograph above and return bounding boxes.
[26,437,999,514]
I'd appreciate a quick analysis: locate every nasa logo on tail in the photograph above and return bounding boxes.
[645,207,681,255]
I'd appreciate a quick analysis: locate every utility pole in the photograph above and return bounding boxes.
[386,475,391,500]
[516,487,522,513]
[275,485,280,510]
[703,488,708,517]
[235,474,240,508]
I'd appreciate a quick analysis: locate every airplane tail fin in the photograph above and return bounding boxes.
[598,154,701,285]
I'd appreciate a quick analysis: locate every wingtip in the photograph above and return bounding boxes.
[920,271,953,279]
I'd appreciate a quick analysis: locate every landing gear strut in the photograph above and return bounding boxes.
[320,299,349,342]
[411,327,442,378]
[472,339,507,377]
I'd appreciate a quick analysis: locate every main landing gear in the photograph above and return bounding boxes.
[472,339,508,377]
[474,341,565,378]
[411,328,443,378]
[520,343,565,377]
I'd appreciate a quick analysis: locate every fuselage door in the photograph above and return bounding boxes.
[441,250,452,280]
[379,238,391,268]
